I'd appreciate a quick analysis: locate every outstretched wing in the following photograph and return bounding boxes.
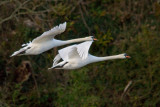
[58,45,77,61]
[58,41,93,61]
[76,41,93,60]
[32,22,66,43]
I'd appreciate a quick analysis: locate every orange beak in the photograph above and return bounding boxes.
[126,55,131,58]
[93,38,98,41]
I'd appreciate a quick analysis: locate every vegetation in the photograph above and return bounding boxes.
[0,0,160,106]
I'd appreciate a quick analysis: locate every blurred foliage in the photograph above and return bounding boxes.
[0,0,160,106]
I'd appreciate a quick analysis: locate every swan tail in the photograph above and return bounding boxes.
[10,46,30,57]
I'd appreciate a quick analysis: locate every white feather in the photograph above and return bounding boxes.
[76,41,92,60]
[52,54,61,66]
[32,22,66,43]
[58,41,93,61]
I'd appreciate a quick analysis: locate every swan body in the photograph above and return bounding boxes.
[10,22,95,57]
[49,41,130,70]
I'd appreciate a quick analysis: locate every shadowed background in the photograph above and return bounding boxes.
[0,0,160,106]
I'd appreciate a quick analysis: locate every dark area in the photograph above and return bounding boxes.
[0,0,160,106]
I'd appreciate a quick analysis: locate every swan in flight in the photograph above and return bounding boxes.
[10,22,96,57]
[49,41,130,70]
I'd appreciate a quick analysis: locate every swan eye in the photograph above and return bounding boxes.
[124,53,128,56]
[90,36,94,39]
[91,36,98,41]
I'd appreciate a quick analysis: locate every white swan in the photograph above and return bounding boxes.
[10,22,96,57]
[49,41,130,70]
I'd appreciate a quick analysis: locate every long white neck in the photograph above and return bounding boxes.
[60,37,92,45]
[90,54,125,63]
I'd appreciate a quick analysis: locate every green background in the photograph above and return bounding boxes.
[0,0,160,106]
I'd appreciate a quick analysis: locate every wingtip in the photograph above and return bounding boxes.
[63,22,67,27]
[64,22,67,25]
[58,22,67,30]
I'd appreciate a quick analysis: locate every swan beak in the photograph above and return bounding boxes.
[126,55,131,58]
[93,38,98,41]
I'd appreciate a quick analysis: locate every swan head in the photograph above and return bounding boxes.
[124,53,131,58]
[85,36,98,41]
[120,53,131,59]
[115,53,131,59]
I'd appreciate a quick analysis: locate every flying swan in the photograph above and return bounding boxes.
[10,22,96,57]
[49,41,130,70]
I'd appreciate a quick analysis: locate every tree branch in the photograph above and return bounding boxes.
[121,80,132,100]
[0,0,30,25]
[79,4,91,35]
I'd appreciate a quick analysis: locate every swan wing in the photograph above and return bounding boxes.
[58,41,93,61]
[10,46,30,57]
[76,41,93,60]
[58,45,77,61]
[52,54,61,66]
[32,22,66,43]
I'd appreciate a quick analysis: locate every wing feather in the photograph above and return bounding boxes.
[58,41,93,61]
[58,45,77,61]
[32,22,66,43]
[76,41,93,60]
[52,54,61,66]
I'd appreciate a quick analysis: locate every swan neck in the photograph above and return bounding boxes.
[91,54,125,63]
[64,37,90,44]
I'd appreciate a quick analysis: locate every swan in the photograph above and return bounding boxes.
[10,22,96,57]
[49,41,130,70]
